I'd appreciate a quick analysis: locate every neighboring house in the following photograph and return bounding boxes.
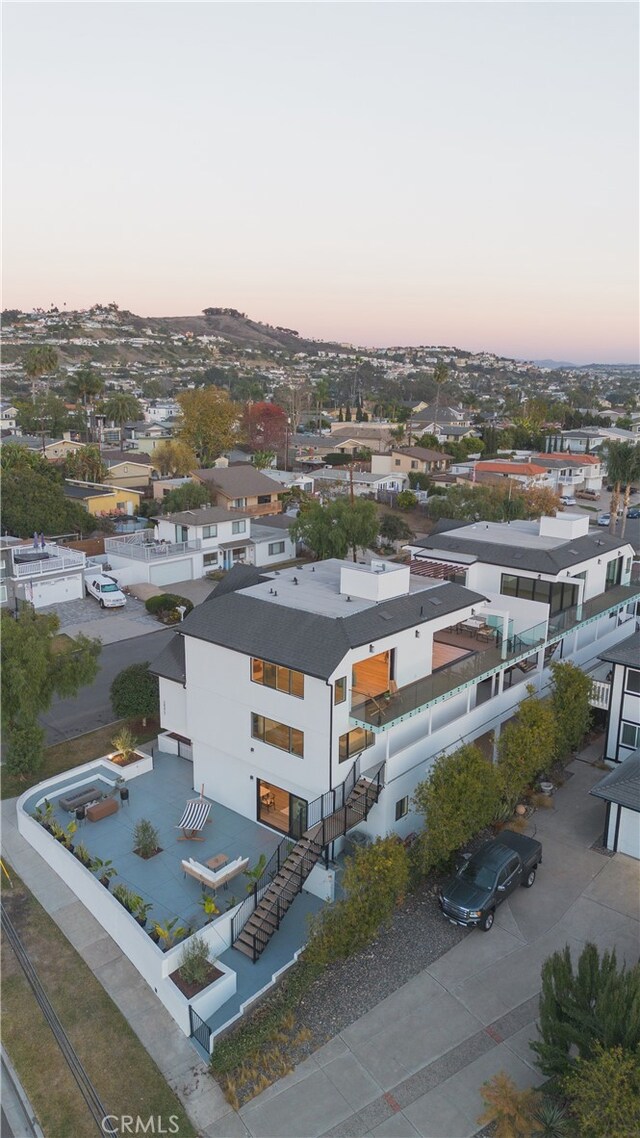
[193,465,283,516]
[261,469,315,495]
[0,404,18,432]
[144,401,180,423]
[122,422,173,455]
[597,631,640,764]
[101,450,155,490]
[0,434,55,453]
[0,536,86,609]
[462,461,553,489]
[544,426,637,455]
[152,476,194,501]
[104,509,296,587]
[532,453,603,495]
[590,749,640,859]
[326,427,395,455]
[311,467,408,496]
[372,447,453,477]
[152,515,638,881]
[63,481,142,516]
[43,438,85,462]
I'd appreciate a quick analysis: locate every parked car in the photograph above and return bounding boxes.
[597,514,611,526]
[627,508,640,519]
[438,831,543,931]
[559,495,577,506]
[576,488,600,500]
[85,573,127,608]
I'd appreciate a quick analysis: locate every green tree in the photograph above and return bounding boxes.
[563,1044,640,1138]
[549,661,593,760]
[603,440,640,536]
[1,456,90,538]
[23,345,58,401]
[152,439,198,477]
[496,688,558,809]
[619,442,640,540]
[412,744,501,874]
[396,489,418,511]
[103,393,142,449]
[408,471,431,491]
[531,942,640,1080]
[289,497,378,562]
[66,367,105,441]
[16,393,70,440]
[379,514,415,545]
[1,607,100,775]
[62,445,108,484]
[177,387,238,465]
[306,837,408,966]
[252,450,276,470]
[110,662,159,726]
[161,481,210,514]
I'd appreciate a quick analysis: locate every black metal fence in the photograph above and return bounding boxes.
[189,1005,212,1054]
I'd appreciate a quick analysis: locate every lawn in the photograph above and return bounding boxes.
[1,717,160,801]
[1,865,197,1138]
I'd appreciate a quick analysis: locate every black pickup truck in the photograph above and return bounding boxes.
[438,831,542,932]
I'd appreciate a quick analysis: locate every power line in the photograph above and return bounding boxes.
[1,904,115,1136]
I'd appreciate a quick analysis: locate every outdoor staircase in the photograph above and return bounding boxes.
[232,767,384,962]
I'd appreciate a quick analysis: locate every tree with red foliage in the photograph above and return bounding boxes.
[241,402,287,452]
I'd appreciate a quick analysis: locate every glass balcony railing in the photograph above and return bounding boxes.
[350,581,640,732]
[546,582,640,641]
[350,620,547,731]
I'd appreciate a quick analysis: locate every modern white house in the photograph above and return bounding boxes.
[150,512,638,960]
[597,630,640,765]
[311,467,408,497]
[103,508,296,587]
[532,453,603,496]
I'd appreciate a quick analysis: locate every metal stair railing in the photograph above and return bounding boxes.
[231,758,385,956]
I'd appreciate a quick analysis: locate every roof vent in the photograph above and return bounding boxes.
[293,577,298,585]
[269,588,274,594]
[346,595,352,602]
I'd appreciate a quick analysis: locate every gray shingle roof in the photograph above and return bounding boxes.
[598,630,640,669]
[590,749,640,811]
[414,528,630,574]
[176,581,486,680]
[208,564,269,598]
[194,466,282,497]
[150,635,186,684]
[155,506,248,526]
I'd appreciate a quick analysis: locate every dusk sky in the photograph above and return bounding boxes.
[3,3,638,363]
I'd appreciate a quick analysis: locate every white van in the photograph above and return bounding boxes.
[85,573,127,608]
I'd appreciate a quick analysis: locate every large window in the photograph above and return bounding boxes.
[339,727,375,762]
[500,573,579,614]
[251,658,304,698]
[232,498,246,510]
[257,495,273,505]
[268,541,285,556]
[605,557,623,590]
[625,669,640,695]
[395,796,409,820]
[621,722,640,749]
[252,714,304,757]
[202,524,217,538]
[232,520,246,534]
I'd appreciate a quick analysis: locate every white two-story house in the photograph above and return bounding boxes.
[103,508,296,588]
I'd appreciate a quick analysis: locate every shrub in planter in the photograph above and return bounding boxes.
[111,726,138,765]
[133,818,161,859]
[74,841,92,867]
[90,857,117,888]
[34,800,53,828]
[150,916,188,950]
[134,900,153,928]
[178,935,214,986]
[113,883,143,914]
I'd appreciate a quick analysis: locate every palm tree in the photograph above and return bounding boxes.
[67,367,105,441]
[24,346,58,402]
[103,394,142,449]
[603,440,638,535]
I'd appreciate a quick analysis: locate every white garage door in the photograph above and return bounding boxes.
[149,560,193,587]
[30,574,84,608]
[617,807,640,860]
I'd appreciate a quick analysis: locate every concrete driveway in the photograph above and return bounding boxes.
[221,745,640,1138]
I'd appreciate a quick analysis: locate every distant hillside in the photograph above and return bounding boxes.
[141,311,347,354]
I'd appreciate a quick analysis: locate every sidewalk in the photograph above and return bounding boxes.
[225,745,639,1138]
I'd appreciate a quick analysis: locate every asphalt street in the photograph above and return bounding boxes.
[40,628,174,744]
